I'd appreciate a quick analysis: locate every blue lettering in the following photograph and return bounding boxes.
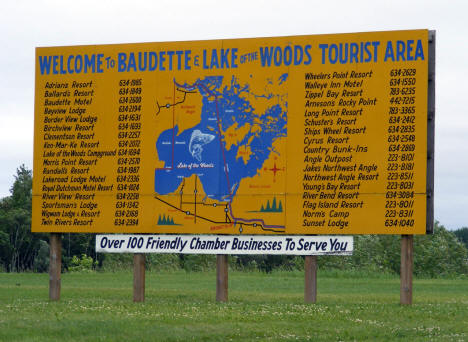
[175,51,183,70]
[396,40,405,61]
[220,48,229,68]
[372,42,380,62]
[339,43,348,64]
[67,55,74,74]
[274,47,282,66]
[210,49,219,69]
[118,53,127,72]
[97,54,104,73]
[261,45,311,66]
[52,56,59,74]
[259,47,274,67]
[149,52,157,71]
[385,40,424,62]
[39,53,104,74]
[167,51,174,70]
[138,52,147,71]
[185,50,191,70]
[75,55,83,73]
[350,43,359,63]
[294,45,303,65]
[127,53,137,72]
[84,54,95,73]
[203,49,209,69]
[39,56,52,75]
[329,44,338,64]
[363,42,371,62]
[319,44,328,64]
[406,40,414,61]
[297,238,304,251]
[159,51,166,71]
[231,48,238,68]
[283,46,292,66]
[321,42,379,64]
[59,56,66,74]
[414,39,424,60]
[384,42,395,62]
[304,45,312,65]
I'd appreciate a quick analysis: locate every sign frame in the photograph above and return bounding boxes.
[425,30,435,234]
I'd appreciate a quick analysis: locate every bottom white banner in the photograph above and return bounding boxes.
[96,235,353,255]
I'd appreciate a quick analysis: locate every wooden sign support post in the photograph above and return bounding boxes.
[400,235,413,305]
[304,255,317,303]
[133,253,145,302]
[49,233,62,301]
[216,254,228,302]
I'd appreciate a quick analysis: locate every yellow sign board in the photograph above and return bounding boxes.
[33,30,432,234]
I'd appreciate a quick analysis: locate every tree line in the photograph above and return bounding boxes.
[1,166,467,276]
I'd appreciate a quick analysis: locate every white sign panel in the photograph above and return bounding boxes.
[96,235,353,255]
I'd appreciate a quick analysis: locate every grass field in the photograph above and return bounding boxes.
[0,271,467,341]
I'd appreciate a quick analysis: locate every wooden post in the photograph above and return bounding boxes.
[133,253,145,302]
[400,235,413,305]
[49,233,62,301]
[304,255,317,303]
[216,254,228,302]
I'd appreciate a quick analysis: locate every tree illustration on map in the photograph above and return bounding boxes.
[154,75,287,232]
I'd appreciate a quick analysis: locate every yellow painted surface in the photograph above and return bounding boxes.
[33,30,429,234]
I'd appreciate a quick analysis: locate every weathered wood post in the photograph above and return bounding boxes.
[400,234,413,305]
[49,233,62,301]
[133,253,145,302]
[304,255,317,303]
[216,254,228,302]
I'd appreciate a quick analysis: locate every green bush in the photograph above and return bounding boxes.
[68,254,97,273]
[180,254,216,272]
[414,224,468,277]
[316,223,468,277]
[100,253,182,272]
[99,253,133,271]
[454,227,468,250]
[146,254,181,271]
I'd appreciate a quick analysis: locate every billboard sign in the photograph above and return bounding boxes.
[33,30,433,235]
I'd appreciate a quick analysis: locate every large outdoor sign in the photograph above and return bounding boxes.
[33,29,434,235]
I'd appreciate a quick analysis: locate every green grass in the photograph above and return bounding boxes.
[0,271,467,341]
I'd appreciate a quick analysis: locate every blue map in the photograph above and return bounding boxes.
[154,75,287,203]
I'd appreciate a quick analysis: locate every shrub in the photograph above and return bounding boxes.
[180,254,216,272]
[68,254,97,272]
[99,253,133,271]
[146,254,181,271]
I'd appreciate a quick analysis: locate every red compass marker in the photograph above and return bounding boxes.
[264,161,285,183]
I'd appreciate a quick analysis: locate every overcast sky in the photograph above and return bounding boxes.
[0,0,466,230]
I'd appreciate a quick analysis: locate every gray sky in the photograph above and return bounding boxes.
[0,0,466,230]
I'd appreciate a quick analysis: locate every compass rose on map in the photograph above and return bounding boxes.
[263,160,285,183]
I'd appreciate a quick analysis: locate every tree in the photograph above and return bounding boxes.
[318,222,468,277]
[0,165,46,271]
[413,221,468,277]
[454,227,468,250]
